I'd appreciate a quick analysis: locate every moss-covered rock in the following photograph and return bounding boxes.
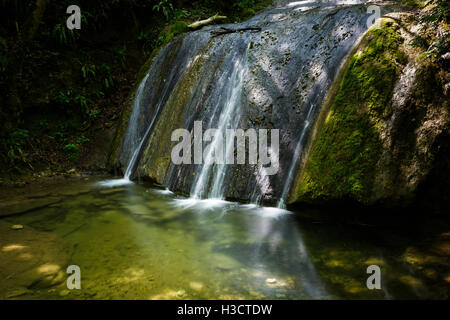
[292,17,450,209]
[295,21,405,203]
[160,21,189,45]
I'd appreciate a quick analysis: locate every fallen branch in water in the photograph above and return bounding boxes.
[188,14,227,30]
[210,27,262,37]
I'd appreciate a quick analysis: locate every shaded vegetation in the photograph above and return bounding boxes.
[424,0,450,23]
[406,0,450,61]
[0,0,272,182]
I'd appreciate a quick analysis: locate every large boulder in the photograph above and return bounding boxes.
[292,16,450,212]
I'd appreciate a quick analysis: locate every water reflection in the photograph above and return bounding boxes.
[114,183,329,298]
[2,178,448,299]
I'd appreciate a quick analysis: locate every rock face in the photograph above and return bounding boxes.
[292,16,450,210]
[111,1,398,204]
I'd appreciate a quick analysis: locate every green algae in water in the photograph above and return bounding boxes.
[1,178,448,299]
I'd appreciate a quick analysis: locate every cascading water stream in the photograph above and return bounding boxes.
[123,73,150,180]
[113,0,394,202]
[191,54,247,199]
[97,73,150,187]
[278,103,317,208]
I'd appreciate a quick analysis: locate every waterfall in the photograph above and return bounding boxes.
[114,1,393,202]
[278,103,317,208]
[191,54,247,199]
[123,73,149,180]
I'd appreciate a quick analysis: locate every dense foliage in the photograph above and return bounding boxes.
[0,0,271,180]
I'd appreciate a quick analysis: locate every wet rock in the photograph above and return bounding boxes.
[99,187,125,195]
[0,197,61,218]
[176,289,186,298]
[5,288,31,299]
[0,221,70,298]
[55,186,93,197]
[189,281,204,291]
[59,289,71,297]
[112,1,395,203]
[211,253,240,271]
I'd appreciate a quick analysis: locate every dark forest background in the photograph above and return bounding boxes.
[0,0,274,183]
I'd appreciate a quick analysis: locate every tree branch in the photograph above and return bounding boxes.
[188,14,228,30]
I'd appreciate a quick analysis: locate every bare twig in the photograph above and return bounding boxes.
[188,14,228,30]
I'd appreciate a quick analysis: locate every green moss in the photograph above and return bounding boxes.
[241,8,256,20]
[295,21,406,204]
[158,21,189,46]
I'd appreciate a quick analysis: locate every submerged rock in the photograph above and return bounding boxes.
[0,221,70,298]
[99,187,126,195]
[0,197,61,218]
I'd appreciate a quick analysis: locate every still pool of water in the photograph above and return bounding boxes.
[1,177,448,299]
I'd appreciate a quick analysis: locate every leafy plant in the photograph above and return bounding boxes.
[0,36,7,72]
[75,95,89,113]
[88,109,101,119]
[174,8,190,19]
[424,0,450,23]
[52,23,78,45]
[81,64,97,81]
[104,77,114,89]
[233,0,255,11]
[55,130,67,143]
[11,129,29,140]
[153,0,174,21]
[425,31,450,61]
[2,129,30,165]
[410,35,429,51]
[57,91,72,104]
[64,143,79,160]
[115,47,127,68]
[138,30,151,41]
[77,135,89,144]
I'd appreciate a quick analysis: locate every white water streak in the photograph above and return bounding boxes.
[191,56,247,199]
[278,103,317,208]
